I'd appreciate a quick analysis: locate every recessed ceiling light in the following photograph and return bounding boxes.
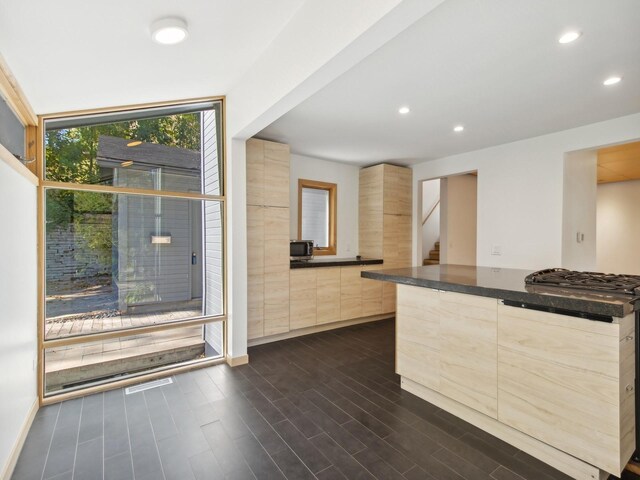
[603,76,622,86]
[453,125,464,132]
[558,31,581,44]
[398,106,410,115]
[127,140,142,147]
[151,17,188,45]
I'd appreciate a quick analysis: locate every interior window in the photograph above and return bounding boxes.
[298,179,337,255]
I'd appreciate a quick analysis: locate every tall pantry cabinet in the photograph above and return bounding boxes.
[359,164,412,312]
[246,138,290,339]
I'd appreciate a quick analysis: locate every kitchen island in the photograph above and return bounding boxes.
[362,265,638,480]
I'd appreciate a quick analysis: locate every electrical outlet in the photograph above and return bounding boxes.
[491,245,502,256]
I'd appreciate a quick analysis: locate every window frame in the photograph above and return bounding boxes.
[297,178,337,256]
[37,97,227,404]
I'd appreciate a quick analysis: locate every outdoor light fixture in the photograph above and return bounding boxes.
[151,235,172,244]
[127,140,142,147]
[151,17,188,45]
[120,160,134,167]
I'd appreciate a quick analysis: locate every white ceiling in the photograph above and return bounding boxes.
[258,0,640,165]
[0,0,304,114]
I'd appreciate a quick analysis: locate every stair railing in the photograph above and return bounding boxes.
[422,198,440,226]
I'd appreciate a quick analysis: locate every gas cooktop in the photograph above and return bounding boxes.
[525,268,640,296]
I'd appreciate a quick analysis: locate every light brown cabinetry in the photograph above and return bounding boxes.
[395,284,635,477]
[396,286,440,391]
[497,305,634,475]
[396,285,498,416]
[340,266,363,320]
[246,138,290,339]
[359,164,412,314]
[290,269,317,330]
[287,265,386,331]
[316,267,341,324]
[440,291,497,419]
[361,265,383,317]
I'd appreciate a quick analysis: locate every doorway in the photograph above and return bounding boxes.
[420,172,478,266]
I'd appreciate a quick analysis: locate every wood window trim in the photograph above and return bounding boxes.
[297,178,337,256]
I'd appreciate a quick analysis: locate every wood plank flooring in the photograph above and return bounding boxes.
[11,319,637,480]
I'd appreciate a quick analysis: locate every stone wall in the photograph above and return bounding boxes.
[46,214,112,293]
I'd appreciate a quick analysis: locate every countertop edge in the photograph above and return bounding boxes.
[291,258,383,269]
[361,270,635,318]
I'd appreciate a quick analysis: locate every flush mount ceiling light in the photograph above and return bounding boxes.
[126,140,142,147]
[151,17,188,45]
[558,31,581,44]
[453,125,464,132]
[603,76,622,86]
[398,106,410,115]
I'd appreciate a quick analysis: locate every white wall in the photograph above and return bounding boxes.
[0,156,38,476]
[440,174,477,265]
[597,179,640,275]
[562,150,597,271]
[289,153,359,258]
[411,112,640,270]
[225,1,445,359]
[421,179,440,260]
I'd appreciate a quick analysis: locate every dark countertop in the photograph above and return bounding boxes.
[361,264,639,318]
[291,257,383,269]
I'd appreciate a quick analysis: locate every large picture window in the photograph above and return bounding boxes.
[40,99,225,399]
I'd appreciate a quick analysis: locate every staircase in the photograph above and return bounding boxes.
[423,241,440,265]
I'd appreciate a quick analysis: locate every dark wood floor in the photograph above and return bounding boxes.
[11,319,636,480]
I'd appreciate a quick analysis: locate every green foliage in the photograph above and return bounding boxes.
[45,112,201,227]
[45,112,201,267]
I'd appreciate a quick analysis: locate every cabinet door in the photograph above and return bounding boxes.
[382,282,396,314]
[359,165,384,258]
[246,139,264,207]
[264,141,289,208]
[497,305,629,474]
[383,164,412,216]
[361,265,383,316]
[383,214,411,268]
[439,291,498,418]
[290,269,317,330]
[247,206,264,339]
[396,285,440,391]
[264,207,289,335]
[317,267,341,324]
[340,266,362,320]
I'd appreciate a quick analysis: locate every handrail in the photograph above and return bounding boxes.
[422,198,440,226]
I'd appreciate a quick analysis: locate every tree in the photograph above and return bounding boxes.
[45,113,202,279]
[45,113,201,227]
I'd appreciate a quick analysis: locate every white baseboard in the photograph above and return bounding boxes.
[248,314,393,347]
[1,397,38,480]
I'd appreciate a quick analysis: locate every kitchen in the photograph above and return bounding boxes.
[5,1,640,478]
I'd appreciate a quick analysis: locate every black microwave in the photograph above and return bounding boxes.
[290,240,314,260]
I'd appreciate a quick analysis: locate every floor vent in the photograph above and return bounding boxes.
[125,377,173,395]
